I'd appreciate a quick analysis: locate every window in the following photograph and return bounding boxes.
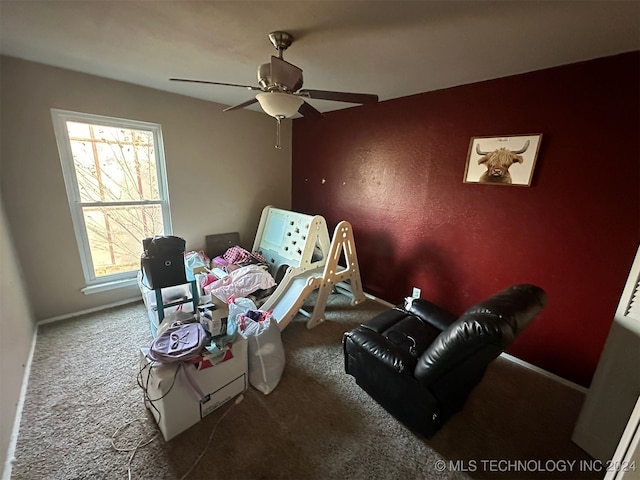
[51,109,172,292]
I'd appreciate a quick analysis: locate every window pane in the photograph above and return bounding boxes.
[67,121,160,203]
[83,204,164,278]
[53,109,172,285]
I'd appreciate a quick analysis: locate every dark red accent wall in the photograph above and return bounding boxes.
[292,52,640,387]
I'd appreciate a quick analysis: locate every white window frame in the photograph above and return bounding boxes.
[51,109,173,293]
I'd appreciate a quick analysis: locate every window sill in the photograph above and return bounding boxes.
[81,277,138,295]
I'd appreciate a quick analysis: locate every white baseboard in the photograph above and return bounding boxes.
[334,281,395,308]
[2,330,37,480]
[500,352,587,393]
[37,297,142,326]
[363,291,395,308]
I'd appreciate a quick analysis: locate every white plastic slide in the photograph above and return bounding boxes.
[268,268,324,329]
[253,206,365,330]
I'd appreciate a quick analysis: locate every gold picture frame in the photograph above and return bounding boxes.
[463,134,542,186]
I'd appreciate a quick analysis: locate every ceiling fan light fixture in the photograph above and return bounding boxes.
[256,92,303,118]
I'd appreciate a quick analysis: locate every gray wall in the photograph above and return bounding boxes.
[1,55,292,321]
[0,195,35,477]
[0,55,292,474]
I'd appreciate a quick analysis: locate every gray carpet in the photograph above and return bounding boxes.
[9,293,599,480]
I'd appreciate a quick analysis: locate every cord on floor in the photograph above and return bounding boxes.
[111,417,159,480]
[179,393,244,480]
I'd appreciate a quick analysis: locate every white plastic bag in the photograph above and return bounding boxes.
[240,314,285,395]
[228,296,257,324]
[184,250,209,274]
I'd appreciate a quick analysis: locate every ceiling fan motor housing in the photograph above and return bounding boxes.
[257,63,271,89]
[257,58,303,92]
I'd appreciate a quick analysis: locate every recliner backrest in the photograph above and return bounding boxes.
[414,284,547,389]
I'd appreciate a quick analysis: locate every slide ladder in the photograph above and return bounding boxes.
[252,206,364,330]
[305,221,365,329]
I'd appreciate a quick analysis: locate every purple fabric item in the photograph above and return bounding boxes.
[146,322,208,402]
[147,323,206,363]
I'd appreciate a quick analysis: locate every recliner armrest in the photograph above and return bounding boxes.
[403,297,457,332]
[344,327,417,375]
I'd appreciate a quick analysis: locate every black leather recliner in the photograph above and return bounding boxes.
[343,284,547,437]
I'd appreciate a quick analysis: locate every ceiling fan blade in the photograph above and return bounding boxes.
[270,56,303,91]
[170,78,262,91]
[223,97,259,112]
[299,89,378,104]
[298,100,324,119]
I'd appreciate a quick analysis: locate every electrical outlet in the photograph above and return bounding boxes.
[412,287,421,299]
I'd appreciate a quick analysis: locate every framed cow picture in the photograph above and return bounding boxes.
[463,134,542,186]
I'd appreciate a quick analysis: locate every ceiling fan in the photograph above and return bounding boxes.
[170,31,379,148]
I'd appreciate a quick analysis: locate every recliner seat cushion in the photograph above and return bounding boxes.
[356,308,442,374]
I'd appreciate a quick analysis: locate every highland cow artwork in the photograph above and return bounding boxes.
[464,134,542,186]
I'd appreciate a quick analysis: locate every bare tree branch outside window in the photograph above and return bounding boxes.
[67,121,166,277]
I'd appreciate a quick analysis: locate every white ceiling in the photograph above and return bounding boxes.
[1,1,639,115]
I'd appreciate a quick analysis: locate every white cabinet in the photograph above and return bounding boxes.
[572,246,640,462]
[605,395,640,480]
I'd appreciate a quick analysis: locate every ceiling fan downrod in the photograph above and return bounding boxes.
[274,115,284,149]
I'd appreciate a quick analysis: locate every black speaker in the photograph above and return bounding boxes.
[141,236,187,289]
